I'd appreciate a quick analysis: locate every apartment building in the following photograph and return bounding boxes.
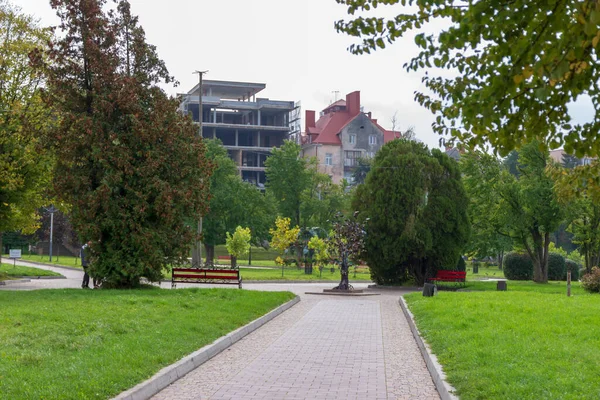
[301,91,400,184]
[180,80,299,187]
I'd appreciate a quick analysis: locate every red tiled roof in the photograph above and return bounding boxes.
[307,92,393,145]
[312,111,357,145]
[322,99,346,113]
[384,130,402,143]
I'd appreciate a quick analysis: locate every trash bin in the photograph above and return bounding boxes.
[423,283,437,297]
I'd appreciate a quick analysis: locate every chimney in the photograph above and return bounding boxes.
[346,91,360,116]
[305,110,316,133]
[367,112,372,119]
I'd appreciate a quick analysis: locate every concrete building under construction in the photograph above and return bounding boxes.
[179,80,299,187]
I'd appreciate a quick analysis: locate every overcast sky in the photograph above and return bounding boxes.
[16,0,595,152]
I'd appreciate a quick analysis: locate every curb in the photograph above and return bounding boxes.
[399,296,459,400]
[113,295,301,400]
[367,284,422,291]
[11,259,82,272]
[14,275,66,280]
[0,278,31,286]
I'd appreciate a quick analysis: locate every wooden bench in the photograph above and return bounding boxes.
[171,267,242,289]
[427,270,466,286]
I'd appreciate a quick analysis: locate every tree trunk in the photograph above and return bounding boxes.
[204,243,214,266]
[231,255,237,269]
[498,250,504,271]
[530,230,548,283]
[334,252,350,290]
[542,232,550,282]
[0,231,3,265]
[585,248,591,274]
[296,244,302,269]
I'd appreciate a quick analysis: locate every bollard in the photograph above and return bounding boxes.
[423,283,437,297]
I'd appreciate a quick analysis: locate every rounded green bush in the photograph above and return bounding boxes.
[503,252,533,280]
[456,257,466,272]
[547,252,566,281]
[564,259,580,281]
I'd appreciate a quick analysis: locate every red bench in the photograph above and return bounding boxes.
[427,270,466,286]
[171,267,242,289]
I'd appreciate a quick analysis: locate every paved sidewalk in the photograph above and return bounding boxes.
[1,262,439,399]
[153,293,439,400]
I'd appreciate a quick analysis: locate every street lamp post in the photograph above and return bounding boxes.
[45,205,58,262]
[192,70,208,267]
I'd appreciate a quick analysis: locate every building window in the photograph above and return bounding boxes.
[369,135,377,145]
[349,134,356,144]
[325,153,333,166]
[344,150,362,167]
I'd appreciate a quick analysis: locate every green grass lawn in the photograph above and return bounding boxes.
[3,253,83,269]
[0,263,62,279]
[405,283,599,399]
[239,265,372,281]
[462,279,585,294]
[466,262,506,279]
[0,288,295,399]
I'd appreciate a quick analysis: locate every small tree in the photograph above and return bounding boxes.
[225,226,251,269]
[269,217,300,276]
[327,212,366,291]
[308,236,330,277]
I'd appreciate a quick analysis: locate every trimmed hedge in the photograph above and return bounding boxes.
[564,259,580,281]
[547,253,566,281]
[503,252,533,280]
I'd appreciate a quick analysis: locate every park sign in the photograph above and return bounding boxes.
[9,249,21,259]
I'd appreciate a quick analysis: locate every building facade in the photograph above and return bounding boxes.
[301,91,400,184]
[180,80,299,187]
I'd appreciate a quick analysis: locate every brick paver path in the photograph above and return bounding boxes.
[2,263,440,399]
[153,294,439,400]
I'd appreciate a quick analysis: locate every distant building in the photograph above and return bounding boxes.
[444,146,463,161]
[300,91,401,184]
[549,149,594,166]
[179,80,299,187]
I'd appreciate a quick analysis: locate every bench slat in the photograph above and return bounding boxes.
[171,267,242,289]
[174,274,239,280]
[173,268,237,274]
[427,270,466,284]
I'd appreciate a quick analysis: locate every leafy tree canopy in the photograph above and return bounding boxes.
[40,0,212,287]
[497,141,562,282]
[265,140,310,227]
[336,0,600,157]
[0,1,53,237]
[202,139,276,262]
[460,151,512,261]
[353,139,470,285]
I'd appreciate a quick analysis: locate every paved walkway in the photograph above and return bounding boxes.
[152,290,439,400]
[2,262,440,400]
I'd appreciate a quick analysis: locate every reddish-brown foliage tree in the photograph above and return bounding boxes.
[328,212,366,291]
[38,0,212,287]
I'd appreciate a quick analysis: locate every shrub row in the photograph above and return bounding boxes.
[503,252,580,281]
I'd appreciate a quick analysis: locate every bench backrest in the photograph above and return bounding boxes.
[435,270,466,279]
[173,268,239,280]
